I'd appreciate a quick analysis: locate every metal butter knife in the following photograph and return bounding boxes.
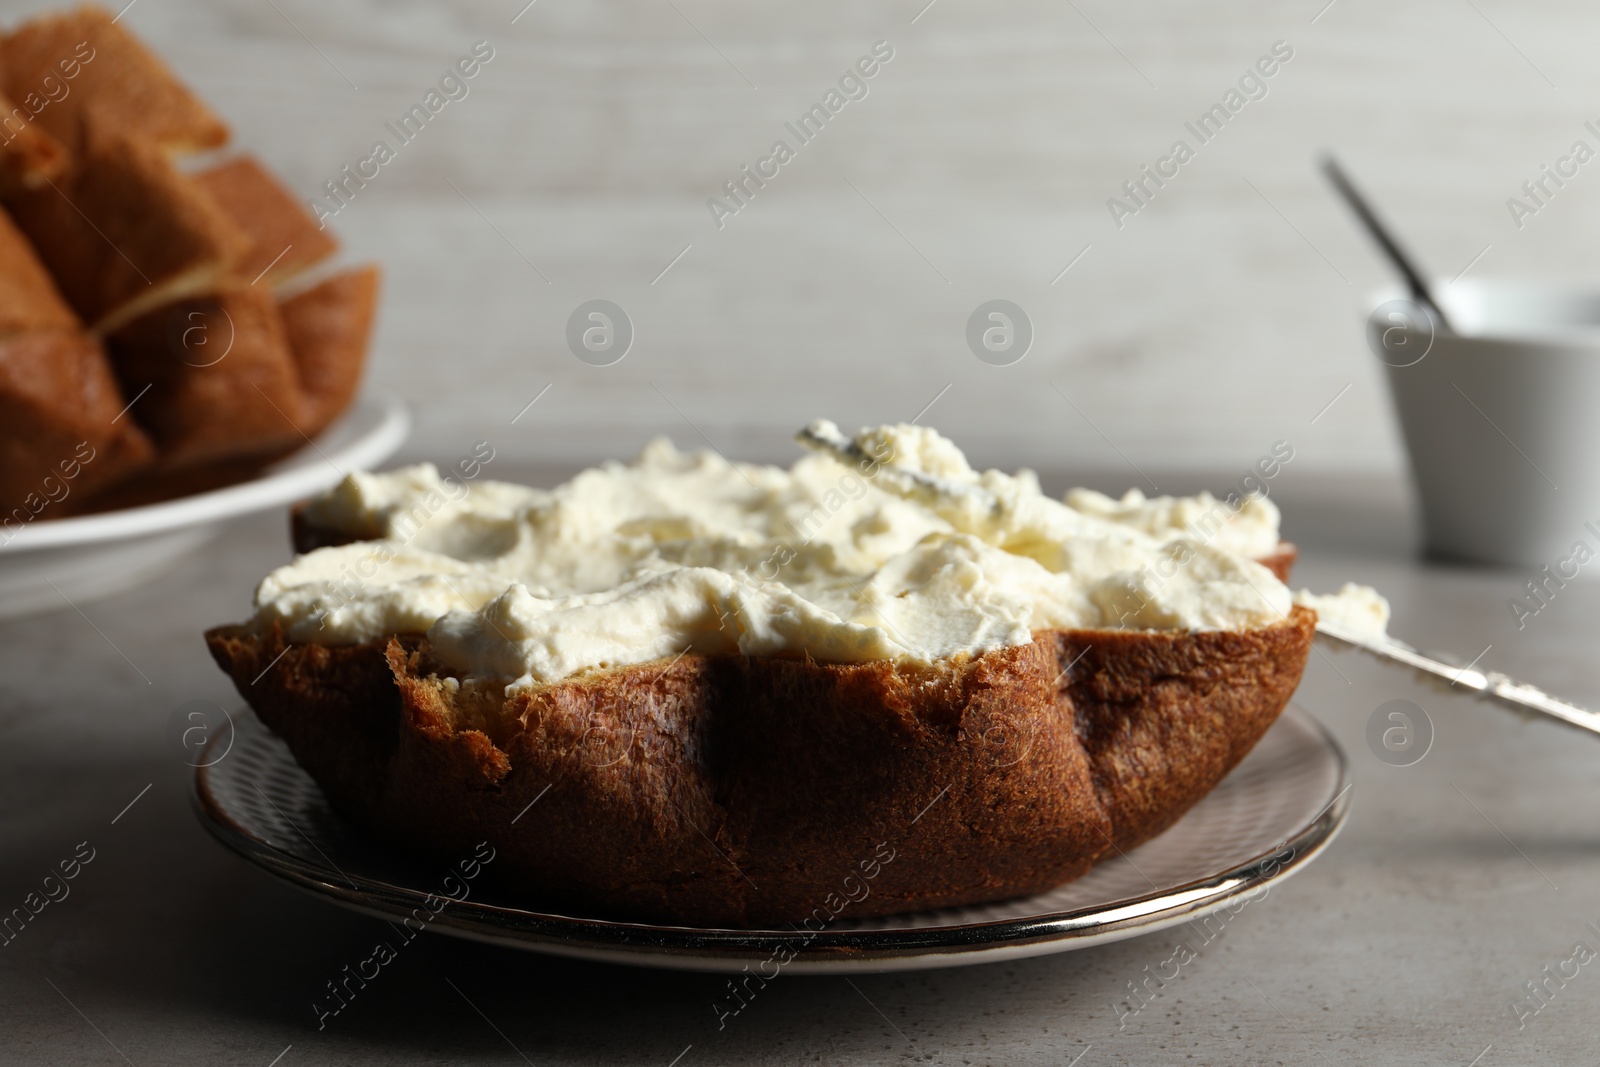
[1314,622,1600,740]
[795,420,1000,517]
[795,421,1600,742]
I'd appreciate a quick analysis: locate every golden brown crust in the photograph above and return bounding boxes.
[205,606,1315,926]
[192,156,338,287]
[289,503,350,554]
[0,11,375,518]
[0,89,67,194]
[0,328,153,512]
[278,265,378,436]
[5,120,249,333]
[1256,542,1297,583]
[0,6,229,154]
[106,283,307,470]
[1053,617,1315,851]
[0,206,78,335]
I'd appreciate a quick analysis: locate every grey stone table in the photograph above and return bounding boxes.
[3,464,1598,1066]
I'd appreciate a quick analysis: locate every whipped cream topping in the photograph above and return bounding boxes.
[1293,583,1391,642]
[253,424,1302,690]
[1064,487,1282,560]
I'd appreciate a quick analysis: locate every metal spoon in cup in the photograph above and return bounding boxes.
[1320,154,1454,334]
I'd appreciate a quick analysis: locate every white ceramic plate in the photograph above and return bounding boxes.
[193,705,1350,974]
[0,396,409,619]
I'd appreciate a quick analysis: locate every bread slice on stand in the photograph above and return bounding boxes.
[5,120,249,333]
[105,282,309,470]
[0,207,150,517]
[192,155,340,288]
[277,265,379,437]
[0,86,67,194]
[0,6,228,154]
[0,5,381,516]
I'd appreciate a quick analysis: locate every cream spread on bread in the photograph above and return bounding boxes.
[255,424,1307,689]
[1293,583,1391,641]
[1063,488,1281,560]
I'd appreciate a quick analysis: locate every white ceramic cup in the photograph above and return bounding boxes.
[1374,280,1600,567]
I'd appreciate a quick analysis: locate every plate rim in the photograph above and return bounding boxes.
[0,395,410,553]
[193,706,1350,971]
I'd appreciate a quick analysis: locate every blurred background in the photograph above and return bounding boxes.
[38,0,1597,476]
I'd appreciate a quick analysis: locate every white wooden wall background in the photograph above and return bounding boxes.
[22,0,1600,476]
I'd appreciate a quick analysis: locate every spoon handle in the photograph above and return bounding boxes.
[1319,155,1455,334]
[793,421,999,512]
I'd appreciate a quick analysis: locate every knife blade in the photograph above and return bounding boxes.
[1315,621,1600,740]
